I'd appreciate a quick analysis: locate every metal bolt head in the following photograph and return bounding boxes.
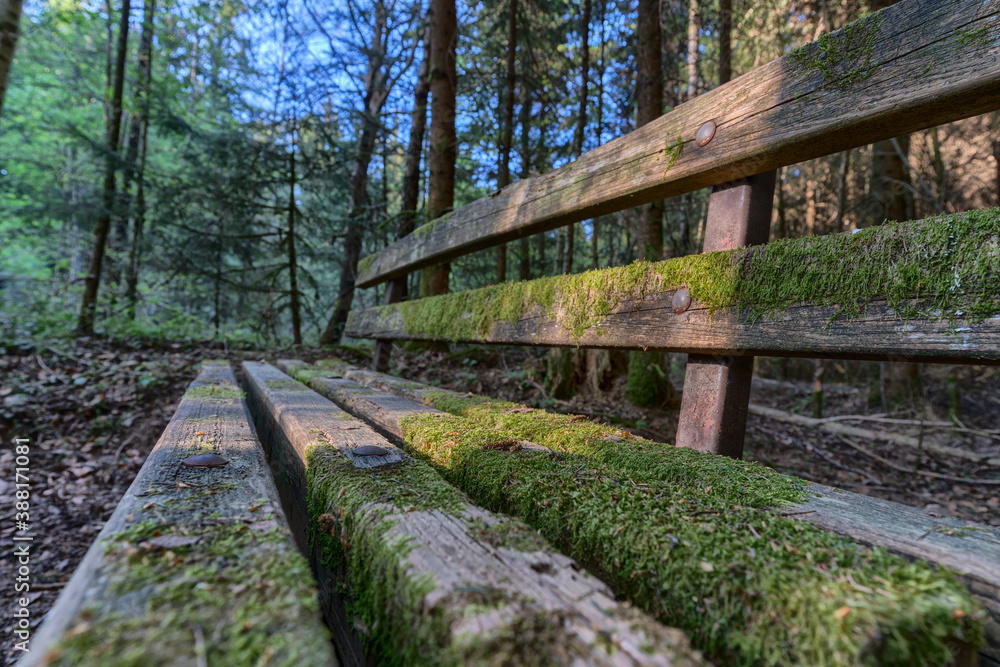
[672,289,691,314]
[182,453,229,468]
[695,121,716,147]
[352,445,389,457]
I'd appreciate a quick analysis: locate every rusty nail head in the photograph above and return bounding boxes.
[695,121,716,147]
[352,445,389,457]
[672,289,692,314]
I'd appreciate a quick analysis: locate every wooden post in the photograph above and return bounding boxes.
[675,170,775,458]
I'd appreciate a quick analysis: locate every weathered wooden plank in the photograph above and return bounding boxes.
[798,486,1000,663]
[298,359,1000,662]
[676,172,775,458]
[349,209,1000,364]
[291,366,988,665]
[356,0,1000,288]
[347,293,1000,364]
[22,362,336,667]
[242,361,703,667]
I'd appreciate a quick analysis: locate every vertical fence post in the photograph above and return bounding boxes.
[675,170,776,458]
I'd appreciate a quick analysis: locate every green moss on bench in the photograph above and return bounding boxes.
[398,398,984,665]
[183,384,245,401]
[303,440,663,665]
[51,519,328,666]
[367,207,1000,342]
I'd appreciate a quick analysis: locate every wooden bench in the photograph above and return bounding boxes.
[340,1,1000,663]
[21,361,336,666]
[282,357,1000,666]
[241,361,702,666]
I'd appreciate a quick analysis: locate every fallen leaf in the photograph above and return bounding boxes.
[699,562,714,572]
[835,606,851,619]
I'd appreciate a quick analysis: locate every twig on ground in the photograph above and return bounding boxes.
[837,436,1000,486]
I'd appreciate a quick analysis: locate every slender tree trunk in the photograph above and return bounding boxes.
[718,0,731,85]
[374,17,432,371]
[77,0,130,335]
[635,0,662,260]
[992,138,999,204]
[125,0,154,319]
[628,0,671,407]
[0,0,24,117]
[929,127,946,210]
[835,150,850,231]
[686,0,699,102]
[776,166,787,238]
[591,0,606,270]
[496,0,517,283]
[321,1,390,344]
[518,84,532,281]
[562,0,590,275]
[288,116,301,345]
[419,0,456,298]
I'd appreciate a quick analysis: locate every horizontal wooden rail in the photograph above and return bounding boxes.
[283,360,994,666]
[356,0,1000,288]
[348,209,1000,364]
[242,361,702,666]
[23,362,336,667]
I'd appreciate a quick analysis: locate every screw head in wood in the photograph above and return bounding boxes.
[352,445,389,457]
[182,453,229,468]
[672,289,691,314]
[695,121,716,147]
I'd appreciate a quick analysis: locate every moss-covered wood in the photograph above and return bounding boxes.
[23,361,336,667]
[292,363,987,666]
[243,362,704,667]
[348,208,1000,364]
[355,0,1000,288]
[317,359,1000,663]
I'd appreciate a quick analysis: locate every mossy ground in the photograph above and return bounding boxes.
[398,393,983,666]
[371,208,1000,343]
[51,518,329,666]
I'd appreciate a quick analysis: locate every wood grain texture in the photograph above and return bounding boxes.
[356,0,1000,287]
[311,360,1000,660]
[347,292,1000,365]
[244,362,703,667]
[22,362,336,667]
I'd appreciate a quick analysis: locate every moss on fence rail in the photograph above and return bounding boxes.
[355,207,1000,341]
[397,394,984,665]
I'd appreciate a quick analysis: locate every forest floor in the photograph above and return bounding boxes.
[1,340,998,664]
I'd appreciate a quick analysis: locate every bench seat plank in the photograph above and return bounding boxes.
[242,361,702,667]
[21,361,336,667]
[287,359,997,664]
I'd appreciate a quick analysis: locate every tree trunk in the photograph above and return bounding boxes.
[77,0,130,336]
[835,150,850,231]
[635,0,662,261]
[321,0,390,345]
[686,0,699,102]
[374,17,432,371]
[125,0,154,319]
[496,0,517,283]
[562,0,590,276]
[992,138,999,204]
[288,116,301,345]
[419,0,456,298]
[627,0,671,407]
[518,84,532,281]
[718,0,731,85]
[0,0,24,117]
